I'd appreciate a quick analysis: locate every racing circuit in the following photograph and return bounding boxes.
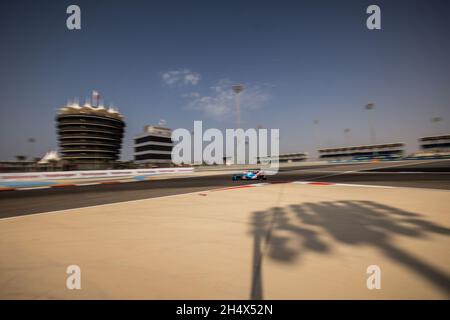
[0,159,449,299]
[0,159,449,219]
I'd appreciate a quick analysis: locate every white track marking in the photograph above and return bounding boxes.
[331,183,395,188]
[296,170,449,175]
[0,188,223,221]
[15,186,51,190]
[291,181,394,188]
[292,181,450,192]
[398,172,424,174]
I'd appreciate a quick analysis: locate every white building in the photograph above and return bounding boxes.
[133,125,173,166]
[38,150,60,164]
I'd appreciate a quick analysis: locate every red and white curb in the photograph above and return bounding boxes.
[198,183,270,195]
[0,180,130,191]
[197,181,396,196]
[0,187,17,192]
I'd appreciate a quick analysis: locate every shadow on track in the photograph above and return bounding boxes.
[249,200,450,299]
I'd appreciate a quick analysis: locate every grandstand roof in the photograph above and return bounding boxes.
[419,134,450,142]
[319,143,405,153]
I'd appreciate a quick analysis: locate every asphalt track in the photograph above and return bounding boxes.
[0,160,449,219]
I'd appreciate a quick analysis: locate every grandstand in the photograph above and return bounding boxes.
[258,152,308,164]
[318,143,405,161]
[419,134,450,153]
[410,134,450,158]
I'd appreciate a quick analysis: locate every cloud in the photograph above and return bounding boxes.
[184,73,201,85]
[184,79,271,120]
[181,92,201,98]
[162,69,201,86]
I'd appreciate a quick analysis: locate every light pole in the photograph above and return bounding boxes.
[28,137,36,171]
[28,138,36,157]
[365,103,376,145]
[344,128,351,146]
[313,120,319,160]
[431,116,443,135]
[232,84,244,128]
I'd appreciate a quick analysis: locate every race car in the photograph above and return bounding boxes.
[232,169,267,181]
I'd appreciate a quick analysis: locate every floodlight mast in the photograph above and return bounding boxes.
[365,103,376,145]
[431,116,443,135]
[232,84,244,128]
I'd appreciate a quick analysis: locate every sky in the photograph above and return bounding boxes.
[0,0,449,161]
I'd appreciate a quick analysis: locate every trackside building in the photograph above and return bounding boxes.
[318,143,405,161]
[133,126,173,167]
[56,102,125,170]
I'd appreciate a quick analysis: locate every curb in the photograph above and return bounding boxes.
[2,179,135,191]
[0,187,16,191]
[198,181,397,196]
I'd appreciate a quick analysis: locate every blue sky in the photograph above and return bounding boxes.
[0,0,449,160]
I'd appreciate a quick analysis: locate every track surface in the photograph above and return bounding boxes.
[0,160,449,219]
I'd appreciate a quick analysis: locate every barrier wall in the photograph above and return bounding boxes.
[0,167,194,181]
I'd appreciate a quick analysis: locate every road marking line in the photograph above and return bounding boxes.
[399,171,425,174]
[50,184,76,188]
[292,181,396,188]
[298,170,450,175]
[75,182,101,186]
[332,183,395,189]
[18,186,52,190]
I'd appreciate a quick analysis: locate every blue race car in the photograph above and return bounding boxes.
[232,169,267,181]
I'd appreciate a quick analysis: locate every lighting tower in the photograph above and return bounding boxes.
[431,116,443,135]
[365,103,376,145]
[232,84,244,128]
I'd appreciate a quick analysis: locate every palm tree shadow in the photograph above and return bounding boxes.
[249,206,330,299]
[249,200,450,299]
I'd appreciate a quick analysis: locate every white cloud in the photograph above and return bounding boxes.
[162,69,201,86]
[184,73,201,85]
[185,79,271,120]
